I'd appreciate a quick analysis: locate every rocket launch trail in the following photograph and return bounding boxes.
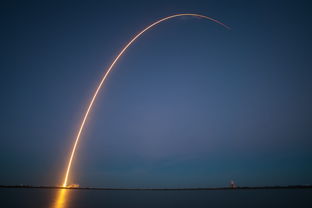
[62,13,229,187]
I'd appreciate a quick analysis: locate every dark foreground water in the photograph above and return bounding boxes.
[1,188,311,208]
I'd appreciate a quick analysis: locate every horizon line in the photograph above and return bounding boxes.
[1,184,311,191]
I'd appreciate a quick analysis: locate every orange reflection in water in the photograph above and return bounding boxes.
[51,188,70,208]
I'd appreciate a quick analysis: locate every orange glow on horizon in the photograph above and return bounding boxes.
[62,13,230,187]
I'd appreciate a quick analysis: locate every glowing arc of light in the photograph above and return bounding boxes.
[62,13,230,187]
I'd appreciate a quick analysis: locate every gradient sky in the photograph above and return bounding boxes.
[1,0,312,188]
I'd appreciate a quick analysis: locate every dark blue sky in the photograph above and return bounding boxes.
[1,0,311,187]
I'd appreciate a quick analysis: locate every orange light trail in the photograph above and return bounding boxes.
[62,13,229,187]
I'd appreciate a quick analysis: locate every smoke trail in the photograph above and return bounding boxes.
[62,13,229,187]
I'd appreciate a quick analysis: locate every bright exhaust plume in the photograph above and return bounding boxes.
[62,13,229,187]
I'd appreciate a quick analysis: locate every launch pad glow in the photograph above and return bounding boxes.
[62,13,229,187]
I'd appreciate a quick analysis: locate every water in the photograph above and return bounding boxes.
[1,188,311,208]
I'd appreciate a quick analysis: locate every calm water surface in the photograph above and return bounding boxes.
[1,188,311,208]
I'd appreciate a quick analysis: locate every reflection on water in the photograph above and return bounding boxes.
[1,188,310,208]
[51,189,70,208]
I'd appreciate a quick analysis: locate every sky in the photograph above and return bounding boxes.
[1,0,312,188]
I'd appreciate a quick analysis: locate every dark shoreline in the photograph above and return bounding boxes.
[1,185,311,191]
